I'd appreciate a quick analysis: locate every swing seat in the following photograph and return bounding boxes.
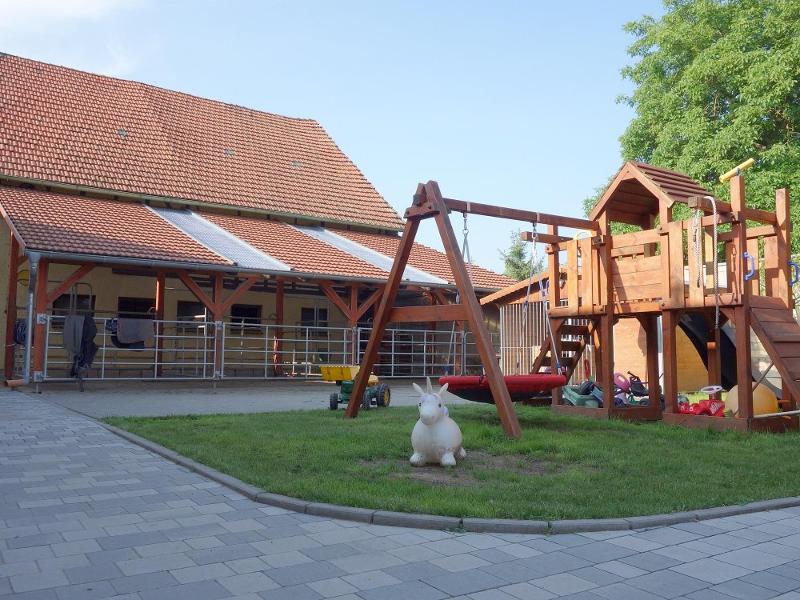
[439,374,567,404]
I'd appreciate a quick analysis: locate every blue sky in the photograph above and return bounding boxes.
[1,0,665,273]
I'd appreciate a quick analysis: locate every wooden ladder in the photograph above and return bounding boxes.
[749,297,800,406]
[531,320,595,382]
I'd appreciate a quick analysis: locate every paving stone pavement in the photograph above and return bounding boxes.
[2,393,800,600]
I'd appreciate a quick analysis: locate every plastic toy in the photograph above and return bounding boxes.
[321,364,390,411]
[410,378,466,467]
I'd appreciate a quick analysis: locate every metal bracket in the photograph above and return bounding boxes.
[33,371,44,383]
[36,313,47,325]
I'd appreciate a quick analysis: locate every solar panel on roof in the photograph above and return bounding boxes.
[293,225,447,285]
[150,207,291,272]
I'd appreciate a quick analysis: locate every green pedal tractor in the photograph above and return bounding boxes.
[321,364,391,410]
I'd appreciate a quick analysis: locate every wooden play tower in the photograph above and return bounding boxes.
[348,161,798,435]
[539,160,797,432]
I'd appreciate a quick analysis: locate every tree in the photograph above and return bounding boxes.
[605,0,800,247]
[499,229,544,281]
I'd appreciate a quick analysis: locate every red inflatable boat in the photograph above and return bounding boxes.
[439,374,567,404]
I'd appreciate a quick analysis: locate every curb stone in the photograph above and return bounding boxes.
[372,510,462,530]
[255,492,310,513]
[306,502,375,523]
[549,518,630,534]
[462,518,548,534]
[100,422,800,534]
[626,511,698,529]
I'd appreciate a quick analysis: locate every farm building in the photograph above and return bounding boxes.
[0,54,513,387]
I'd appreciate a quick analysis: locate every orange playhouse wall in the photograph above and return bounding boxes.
[613,319,706,393]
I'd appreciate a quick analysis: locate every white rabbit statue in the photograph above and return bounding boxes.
[410,378,466,467]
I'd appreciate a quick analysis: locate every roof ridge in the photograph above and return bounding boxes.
[0,52,320,124]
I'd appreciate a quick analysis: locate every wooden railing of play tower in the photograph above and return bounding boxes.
[542,174,796,431]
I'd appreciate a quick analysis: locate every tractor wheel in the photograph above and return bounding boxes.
[375,384,391,407]
[361,392,371,411]
[329,393,340,410]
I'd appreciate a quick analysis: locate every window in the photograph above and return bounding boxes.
[300,307,328,328]
[117,297,155,319]
[230,304,261,328]
[52,294,95,316]
[176,301,207,322]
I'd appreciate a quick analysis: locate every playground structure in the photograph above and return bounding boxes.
[347,161,799,436]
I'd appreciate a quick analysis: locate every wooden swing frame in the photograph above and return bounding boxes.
[345,180,598,438]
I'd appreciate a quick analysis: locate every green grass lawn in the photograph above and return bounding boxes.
[105,404,800,520]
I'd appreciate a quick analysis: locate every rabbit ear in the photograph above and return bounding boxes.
[412,382,424,396]
[438,382,449,397]
[426,377,433,394]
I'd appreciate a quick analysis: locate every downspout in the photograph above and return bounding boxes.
[22,252,39,385]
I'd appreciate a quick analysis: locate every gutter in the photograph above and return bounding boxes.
[32,250,495,291]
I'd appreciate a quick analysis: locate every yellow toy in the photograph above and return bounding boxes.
[726,384,779,416]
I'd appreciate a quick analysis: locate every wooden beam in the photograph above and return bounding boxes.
[388,304,467,323]
[353,286,384,322]
[688,195,777,226]
[661,310,679,413]
[320,282,353,322]
[45,263,95,304]
[273,279,285,376]
[347,197,422,418]
[176,271,217,314]
[4,234,19,378]
[520,231,571,245]
[443,197,599,232]
[775,189,791,308]
[219,275,261,313]
[435,183,521,438]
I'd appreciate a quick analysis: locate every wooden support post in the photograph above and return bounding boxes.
[734,306,753,421]
[729,175,753,421]
[33,259,49,381]
[155,271,165,377]
[429,182,520,437]
[599,212,614,412]
[776,188,795,416]
[661,310,679,413]
[348,285,359,327]
[599,314,614,416]
[273,279,285,376]
[776,188,792,308]
[4,234,19,379]
[638,315,662,412]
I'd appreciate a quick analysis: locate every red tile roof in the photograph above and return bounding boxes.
[0,187,230,265]
[204,213,389,280]
[336,230,516,290]
[0,53,403,231]
[0,186,511,290]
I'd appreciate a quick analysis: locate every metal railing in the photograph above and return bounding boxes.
[40,316,496,382]
[499,301,595,384]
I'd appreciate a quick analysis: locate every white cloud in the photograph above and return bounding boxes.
[0,0,140,30]
[0,0,148,78]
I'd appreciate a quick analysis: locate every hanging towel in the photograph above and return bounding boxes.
[63,315,85,358]
[71,316,98,377]
[116,318,154,345]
